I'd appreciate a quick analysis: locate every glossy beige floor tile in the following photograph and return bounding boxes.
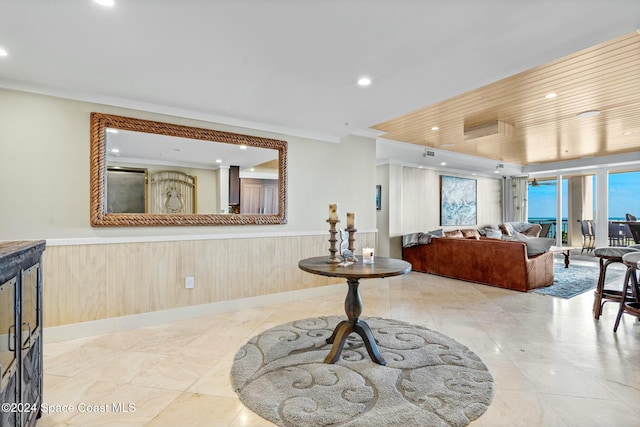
[41,262,640,427]
[145,393,244,427]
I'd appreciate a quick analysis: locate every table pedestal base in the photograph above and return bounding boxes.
[298,257,411,366]
[325,319,386,365]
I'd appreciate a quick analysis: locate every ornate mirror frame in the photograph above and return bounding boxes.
[90,112,287,227]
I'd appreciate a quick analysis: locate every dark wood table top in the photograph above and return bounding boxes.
[298,256,411,280]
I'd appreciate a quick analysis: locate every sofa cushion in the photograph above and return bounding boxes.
[444,229,464,238]
[499,222,542,237]
[402,232,422,247]
[402,229,446,247]
[461,229,481,239]
[498,223,513,236]
[510,231,554,257]
[427,228,445,238]
[484,228,503,239]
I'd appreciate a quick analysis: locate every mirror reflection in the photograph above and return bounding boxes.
[90,113,287,227]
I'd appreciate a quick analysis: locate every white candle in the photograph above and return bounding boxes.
[347,212,355,229]
[329,203,338,220]
[362,247,374,264]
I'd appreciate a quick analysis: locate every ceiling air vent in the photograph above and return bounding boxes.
[464,120,514,140]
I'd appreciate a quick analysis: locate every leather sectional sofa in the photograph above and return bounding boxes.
[402,229,554,291]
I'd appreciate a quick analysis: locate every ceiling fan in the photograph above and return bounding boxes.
[531,178,556,187]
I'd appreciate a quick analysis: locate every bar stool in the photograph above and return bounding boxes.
[613,252,640,332]
[593,246,640,319]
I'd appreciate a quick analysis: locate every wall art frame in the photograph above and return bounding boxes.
[440,175,477,226]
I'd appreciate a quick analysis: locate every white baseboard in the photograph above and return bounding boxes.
[44,283,345,343]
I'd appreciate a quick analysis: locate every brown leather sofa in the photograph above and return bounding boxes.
[402,233,554,291]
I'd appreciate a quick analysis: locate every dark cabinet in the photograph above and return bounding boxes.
[0,241,45,427]
[229,165,240,206]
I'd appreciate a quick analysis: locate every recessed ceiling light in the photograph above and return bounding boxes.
[239,145,247,150]
[440,162,447,166]
[94,0,115,6]
[0,47,8,57]
[215,159,222,163]
[250,168,255,172]
[357,76,371,87]
[110,148,120,153]
[431,126,439,131]
[545,93,557,99]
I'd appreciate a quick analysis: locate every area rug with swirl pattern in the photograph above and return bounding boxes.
[231,316,493,427]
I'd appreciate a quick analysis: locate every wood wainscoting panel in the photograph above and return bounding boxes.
[42,232,377,327]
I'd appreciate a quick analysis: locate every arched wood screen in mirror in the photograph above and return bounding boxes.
[90,112,287,226]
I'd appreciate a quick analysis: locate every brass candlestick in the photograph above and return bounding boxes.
[327,219,340,263]
[346,228,357,261]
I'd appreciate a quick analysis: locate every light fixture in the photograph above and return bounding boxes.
[431,126,439,131]
[94,0,115,6]
[440,162,447,166]
[0,47,8,57]
[239,145,247,150]
[215,159,222,163]
[110,148,119,153]
[357,76,371,87]
[576,110,601,118]
[545,93,557,99]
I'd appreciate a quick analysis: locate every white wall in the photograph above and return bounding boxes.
[0,88,377,240]
[376,163,404,259]
[402,167,502,234]
[376,164,503,258]
[376,165,390,257]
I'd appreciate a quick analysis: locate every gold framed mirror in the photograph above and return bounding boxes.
[90,112,287,226]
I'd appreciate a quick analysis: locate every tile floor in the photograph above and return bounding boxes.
[39,260,640,427]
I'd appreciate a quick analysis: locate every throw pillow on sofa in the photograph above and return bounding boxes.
[427,228,445,238]
[510,231,554,257]
[484,228,503,239]
[499,222,542,237]
[418,228,445,244]
[461,229,481,239]
[444,230,464,238]
[402,229,445,247]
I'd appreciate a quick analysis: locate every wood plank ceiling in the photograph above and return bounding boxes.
[372,31,640,166]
